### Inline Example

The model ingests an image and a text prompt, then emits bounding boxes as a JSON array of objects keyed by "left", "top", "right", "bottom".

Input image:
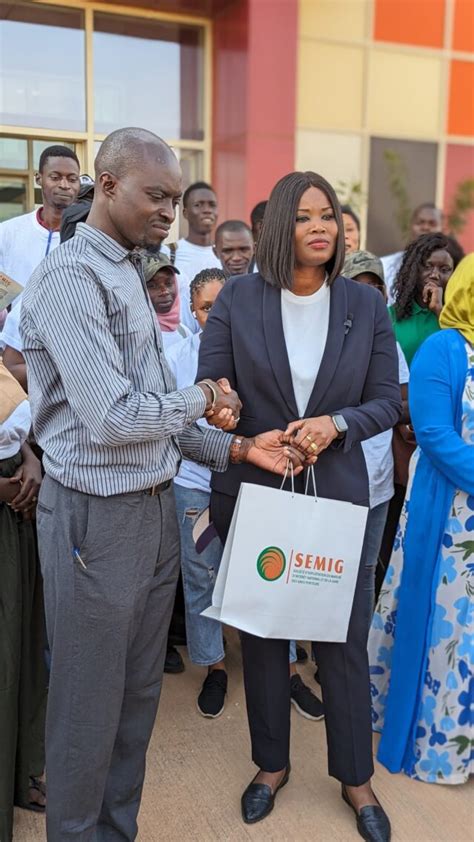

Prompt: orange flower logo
[{"left": 257, "top": 546, "right": 286, "bottom": 581}]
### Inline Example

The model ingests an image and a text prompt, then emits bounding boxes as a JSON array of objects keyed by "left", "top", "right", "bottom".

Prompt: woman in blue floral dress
[{"left": 368, "top": 254, "right": 474, "bottom": 784}]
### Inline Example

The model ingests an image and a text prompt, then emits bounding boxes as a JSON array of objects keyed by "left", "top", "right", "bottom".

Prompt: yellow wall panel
[
  {"left": 367, "top": 50, "right": 442, "bottom": 137},
  {"left": 297, "top": 41, "right": 364, "bottom": 130},
  {"left": 296, "top": 130, "right": 362, "bottom": 189},
  {"left": 299, "top": 0, "right": 367, "bottom": 42}
]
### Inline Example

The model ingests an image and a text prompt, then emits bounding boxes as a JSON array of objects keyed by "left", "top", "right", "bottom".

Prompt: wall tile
[
  {"left": 299, "top": 0, "right": 366, "bottom": 42},
  {"left": 367, "top": 50, "right": 442, "bottom": 137},
  {"left": 297, "top": 41, "right": 364, "bottom": 130},
  {"left": 374, "top": 0, "right": 445, "bottom": 48}
]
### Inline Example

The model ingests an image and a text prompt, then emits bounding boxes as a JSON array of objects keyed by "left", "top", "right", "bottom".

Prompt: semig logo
[{"left": 256, "top": 547, "right": 286, "bottom": 582}]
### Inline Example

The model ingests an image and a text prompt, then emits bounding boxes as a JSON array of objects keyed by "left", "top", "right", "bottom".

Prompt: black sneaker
[
  {"left": 296, "top": 644, "right": 308, "bottom": 663},
  {"left": 197, "top": 669, "right": 227, "bottom": 718},
  {"left": 164, "top": 645, "right": 185, "bottom": 674},
  {"left": 290, "top": 674, "right": 324, "bottom": 721}
]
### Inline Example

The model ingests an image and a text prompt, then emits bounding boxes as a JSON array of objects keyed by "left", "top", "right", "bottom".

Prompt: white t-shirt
[
  {"left": 161, "top": 324, "right": 191, "bottom": 354},
  {"left": 0, "top": 398, "right": 31, "bottom": 459},
  {"left": 361, "top": 343, "right": 409, "bottom": 509},
  {"left": 0, "top": 210, "right": 60, "bottom": 290},
  {"left": 0, "top": 298, "right": 22, "bottom": 351},
  {"left": 166, "top": 332, "right": 213, "bottom": 494},
  {"left": 381, "top": 250, "right": 404, "bottom": 305},
  {"left": 281, "top": 282, "right": 330, "bottom": 417}
]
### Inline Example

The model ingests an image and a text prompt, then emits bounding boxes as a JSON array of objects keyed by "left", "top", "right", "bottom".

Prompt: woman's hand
[
  {"left": 422, "top": 281, "right": 444, "bottom": 317},
  {"left": 9, "top": 443, "right": 42, "bottom": 515},
  {"left": 284, "top": 415, "right": 339, "bottom": 458},
  {"left": 236, "top": 430, "right": 316, "bottom": 476}
]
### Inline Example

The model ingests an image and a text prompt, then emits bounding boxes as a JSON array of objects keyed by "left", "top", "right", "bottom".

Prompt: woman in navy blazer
[{"left": 197, "top": 172, "right": 400, "bottom": 841}]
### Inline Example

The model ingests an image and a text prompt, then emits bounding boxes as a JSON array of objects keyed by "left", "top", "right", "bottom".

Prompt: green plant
[
  {"left": 383, "top": 149, "right": 412, "bottom": 240},
  {"left": 446, "top": 178, "right": 474, "bottom": 235},
  {"left": 335, "top": 179, "right": 365, "bottom": 213}
]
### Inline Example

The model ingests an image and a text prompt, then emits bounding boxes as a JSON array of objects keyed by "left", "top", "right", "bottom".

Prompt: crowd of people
[{"left": 0, "top": 131, "right": 472, "bottom": 842}]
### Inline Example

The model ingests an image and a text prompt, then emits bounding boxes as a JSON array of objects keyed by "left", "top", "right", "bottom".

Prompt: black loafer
[
  {"left": 241, "top": 764, "right": 291, "bottom": 824},
  {"left": 342, "top": 785, "right": 391, "bottom": 842}
]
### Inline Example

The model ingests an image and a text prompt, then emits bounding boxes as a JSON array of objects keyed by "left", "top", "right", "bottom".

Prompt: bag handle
[
  {"left": 304, "top": 464, "right": 318, "bottom": 502},
  {"left": 280, "top": 459, "right": 295, "bottom": 496}
]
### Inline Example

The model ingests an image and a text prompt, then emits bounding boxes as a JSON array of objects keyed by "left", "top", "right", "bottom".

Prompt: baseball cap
[
  {"left": 343, "top": 250, "right": 385, "bottom": 286},
  {"left": 143, "top": 255, "right": 180, "bottom": 283}
]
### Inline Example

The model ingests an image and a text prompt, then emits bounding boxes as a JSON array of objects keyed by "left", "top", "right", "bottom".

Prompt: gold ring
[
  {"left": 310, "top": 442, "right": 319, "bottom": 452},
  {"left": 305, "top": 434, "right": 313, "bottom": 442},
  {"left": 32, "top": 496, "right": 38, "bottom": 502}
]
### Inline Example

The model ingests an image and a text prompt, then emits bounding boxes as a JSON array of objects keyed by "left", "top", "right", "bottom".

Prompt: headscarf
[
  {"left": 144, "top": 256, "right": 181, "bottom": 333},
  {"left": 439, "top": 252, "right": 474, "bottom": 343}
]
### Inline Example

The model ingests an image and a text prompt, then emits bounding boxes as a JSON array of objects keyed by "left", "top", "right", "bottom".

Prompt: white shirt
[
  {"left": 166, "top": 332, "right": 213, "bottom": 494},
  {"left": 0, "top": 399, "right": 31, "bottom": 458},
  {"left": 361, "top": 343, "right": 409, "bottom": 509},
  {"left": 281, "top": 282, "right": 330, "bottom": 417},
  {"left": 381, "top": 251, "right": 404, "bottom": 305},
  {"left": 161, "top": 324, "right": 191, "bottom": 354},
  {"left": 0, "top": 210, "right": 60, "bottom": 290},
  {"left": 0, "top": 298, "right": 22, "bottom": 351},
  {"left": 174, "top": 238, "right": 222, "bottom": 281}
]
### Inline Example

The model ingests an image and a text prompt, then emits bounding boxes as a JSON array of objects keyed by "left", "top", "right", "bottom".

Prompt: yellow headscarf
[{"left": 439, "top": 253, "right": 474, "bottom": 344}]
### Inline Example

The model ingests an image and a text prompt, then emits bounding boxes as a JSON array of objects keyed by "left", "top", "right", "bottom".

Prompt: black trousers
[{"left": 211, "top": 490, "right": 375, "bottom": 786}]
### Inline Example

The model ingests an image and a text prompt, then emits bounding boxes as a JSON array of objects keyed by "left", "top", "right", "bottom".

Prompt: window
[
  {"left": 93, "top": 14, "right": 204, "bottom": 140},
  {"left": 0, "top": 2, "right": 86, "bottom": 131}
]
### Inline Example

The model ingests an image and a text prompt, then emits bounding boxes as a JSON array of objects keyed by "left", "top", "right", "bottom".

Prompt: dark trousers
[
  {"left": 36, "top": 477, "right": 180, "bottom": 842},
  {"left": 211, "top": 490, "right": 375, "bottom": 786},
  {"left": 0, "top": 454, "right": 47, "bottom": 842}
]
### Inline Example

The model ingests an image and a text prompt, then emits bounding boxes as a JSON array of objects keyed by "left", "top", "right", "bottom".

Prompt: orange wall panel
[
  {"left": 452, "top": 0, "right": 474, "bottom": 53},
  {"left": 374, "top": 0, "right": 445, "bottom": 48},
  {"left": 448, "top": 60, "right": 474, "bottom": 136}
]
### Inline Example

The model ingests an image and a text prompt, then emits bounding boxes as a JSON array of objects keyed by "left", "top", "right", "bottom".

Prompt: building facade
[{"left": 1, "top": 0, "right": 473, "bottom": 252}]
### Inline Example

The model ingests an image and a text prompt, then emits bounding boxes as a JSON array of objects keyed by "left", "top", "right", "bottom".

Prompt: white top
[
  {"left": 161, "top": 324, "right": 191, "bottom": 354},
  {"left": 166, "top": 332, "right": 213, "bottom": 494},
  {"left": 0, "top": 399, "right": 31, "bottom": 458},
  {"left": 0, "top": 210, "right": 60, "bottom": 290},
  {"left": 361, "top": 343, "right": 410, "bottom": 509},
  {"left": 174, "top": 238, "right": 222, "bottom": 280},
  {"left": 0, "top": 297, "right": 22, "bottom": 351},
  {"left": 381, "top": 250, "right": 404, "bottom": 305},
  {"left": 281, "top": 282, "right": 330, "bottom": 417}
]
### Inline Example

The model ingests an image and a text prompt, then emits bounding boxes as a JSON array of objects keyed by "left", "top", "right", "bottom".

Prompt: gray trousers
[{"left": 36, "top": 476, "right": 180, "bottom": 842}]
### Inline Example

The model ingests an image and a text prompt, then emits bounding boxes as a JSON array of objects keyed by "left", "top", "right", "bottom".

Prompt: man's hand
[
  {"left": 9, "top": 443, "right": 42, "bottom": 515},
  {"left": 197, "top": 378, "right": 242, "bottom": 431},
  {"left": 232, "top": 430, "right": 316, "bottom": 476},
  {"left": 284, "top": 416, "right": 339, "bottom": 458}
]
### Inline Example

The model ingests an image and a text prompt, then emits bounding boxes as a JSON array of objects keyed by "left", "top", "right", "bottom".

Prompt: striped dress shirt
[{"left": 20, "top": 223, "right": 231, "bottom": 497}]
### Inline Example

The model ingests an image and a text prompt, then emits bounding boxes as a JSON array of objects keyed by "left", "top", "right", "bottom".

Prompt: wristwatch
[{"left": 331, "top": 414, "right": 348, "bottom": 438}]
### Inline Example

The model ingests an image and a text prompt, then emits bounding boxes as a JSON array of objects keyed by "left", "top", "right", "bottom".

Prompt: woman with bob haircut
[{"left": 197, "top": 171, "right": 401, "bottom": 841}]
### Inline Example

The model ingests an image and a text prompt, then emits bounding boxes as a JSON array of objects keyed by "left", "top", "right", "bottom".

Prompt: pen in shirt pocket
[{"left": 73, "top": 546, "right": 87, "bottom": 569}]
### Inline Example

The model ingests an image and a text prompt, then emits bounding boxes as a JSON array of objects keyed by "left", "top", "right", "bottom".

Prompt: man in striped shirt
[{"left": 20, "top": 128, "right": 301, "bottom": 842}]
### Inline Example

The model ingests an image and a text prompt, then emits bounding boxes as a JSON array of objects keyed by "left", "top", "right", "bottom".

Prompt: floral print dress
[{"left": 369, "top": 340, "right": 474, "bottom": 784}]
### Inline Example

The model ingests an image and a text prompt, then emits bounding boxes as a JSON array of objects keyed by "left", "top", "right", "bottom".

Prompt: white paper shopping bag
[{"left": 202, "top": 477, "right": 368, "bottom": 642}]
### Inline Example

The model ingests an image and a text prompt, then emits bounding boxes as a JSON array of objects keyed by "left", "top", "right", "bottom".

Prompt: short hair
[
  {"left": 256, "top": 171, "right": 345, "bottom": 289},
  {"left": 393, "top": 232, "right": 463, "bottom": 320},
  {"left": 411, "top": 202, "right": 442, "bottom": 221},
  {"left": 182, "top": 181, "right": 215, "bottom": 209},
  {"left": 340, "top": 204, "right": 360, "bottom": 231},
  {"left": 250, "top": 201, "right": 267, "bottom": 227},
  {"left": 215, "top": 220, "right": 252, "bottom": 244},
  {"left": 94, "top": 127, "right": 173, "bottom": 179},
  {"left": 189, "top": 267, "right": 226, "bottom": 305},
  {"left": 38, "top": 145, "right": 80, "bottom": 173}
]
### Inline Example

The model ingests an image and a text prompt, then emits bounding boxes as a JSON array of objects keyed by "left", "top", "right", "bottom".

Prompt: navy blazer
[{"left": 197, "top": 273, "right": 401, "bottom": 506}]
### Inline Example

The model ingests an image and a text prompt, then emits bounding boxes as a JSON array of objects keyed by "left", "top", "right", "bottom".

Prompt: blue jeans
[{"left": 174, "top": 484, "right": 225, "bottom": 666}]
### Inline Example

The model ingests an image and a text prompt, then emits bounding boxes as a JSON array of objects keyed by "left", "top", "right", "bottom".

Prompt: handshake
[{"left": 197, "top": 379, "right": 341, "bottom": 477}]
